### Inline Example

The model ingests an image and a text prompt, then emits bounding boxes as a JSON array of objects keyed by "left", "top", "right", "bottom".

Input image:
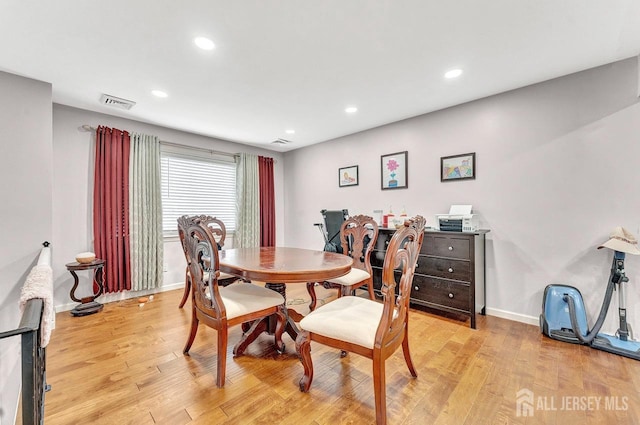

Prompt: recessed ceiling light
[
  {"left": 285, "top": 129, "right": 295, "bottom": 134},
  {"left": 194, "top": 37, "right": 215, "bottom": 50},
  {"left": 444, "top": 69, "right": 463, "bottom": 79},
  {"left": 151, "top": 90, "right": 168, "bottom": 98},
  {"left": 345, "top": 106, "right": 358, "bottom": 113}
]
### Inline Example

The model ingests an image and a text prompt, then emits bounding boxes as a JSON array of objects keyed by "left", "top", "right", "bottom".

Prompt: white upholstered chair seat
[
  {"left": 325, "top": 267, "right": 370, "bottom": 286},
  {"left": 300, "top": 296, "right": 395, "bottom": 349},
  {"left": 216, "top": 282, "right": 284, "bottom": 320}
]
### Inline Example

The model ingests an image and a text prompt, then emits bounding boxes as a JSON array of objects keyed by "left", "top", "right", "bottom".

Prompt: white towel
[{"left": 19, "top": 265, "right": 54, "bottom": 347}]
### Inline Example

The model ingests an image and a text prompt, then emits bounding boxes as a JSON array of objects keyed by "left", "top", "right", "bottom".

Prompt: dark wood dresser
[{"left": 371, "top": 228, "right": 489, "bottom": 329}]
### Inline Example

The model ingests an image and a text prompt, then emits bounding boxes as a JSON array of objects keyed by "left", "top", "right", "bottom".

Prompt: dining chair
[
  {"left": 307, "top": 214, "right": 379, "bottom": 311},
  {"left": 179, "top": 215, "right": 286, "bottom": 388},
  {"left": 295, "top": 215, "right": 426, "bottom": 425},
  {"left": 178, "top": 215, "right": 240, "bottom": 308}
]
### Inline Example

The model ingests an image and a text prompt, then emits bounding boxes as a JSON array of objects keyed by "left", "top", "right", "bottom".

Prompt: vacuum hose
[{"left": 563, "top": 256, "right": 621, "bottom": 344}]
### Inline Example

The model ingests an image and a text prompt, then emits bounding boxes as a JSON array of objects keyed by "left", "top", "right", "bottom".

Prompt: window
[{"left": 160, "top": 147, "right": 237, "bottom": 237}]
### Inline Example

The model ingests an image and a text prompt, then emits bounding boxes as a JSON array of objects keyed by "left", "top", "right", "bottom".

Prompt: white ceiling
[{"left": 1, "top": 1, "right": 640, "bottom": 152}]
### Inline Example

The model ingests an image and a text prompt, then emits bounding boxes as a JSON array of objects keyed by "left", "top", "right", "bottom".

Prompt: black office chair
[
  {"left": 309, "top": 209, "right": 351, "bottom": 311},
  {"left": 314, "top": 209, "right": 349, "bottom": 253}
]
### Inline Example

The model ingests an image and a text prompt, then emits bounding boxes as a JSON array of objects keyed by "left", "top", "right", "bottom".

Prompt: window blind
[{"left": 160, "top": 151, "right": 237, "bottom": 236}]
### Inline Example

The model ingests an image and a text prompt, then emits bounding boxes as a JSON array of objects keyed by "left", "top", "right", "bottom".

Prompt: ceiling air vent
[
  {"left": 99, "top": 94, "right": 136, "bottom": 110},
  {"left": 271, "top": 138, "right": 292, "bottom": 145}
]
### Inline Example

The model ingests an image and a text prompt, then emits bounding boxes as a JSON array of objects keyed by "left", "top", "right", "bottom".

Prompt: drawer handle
[
  {"left": 448, "top": 267, "right": 454, "bottom": 273},
  {"left": 414, "top": 286, "right": 419, "bottom": 291},
  {"left": 448, "top": 246, "right": 453, "bottom": 251},
  {"left": 448, "top": 293, "right": 454, "bottom": 299}
]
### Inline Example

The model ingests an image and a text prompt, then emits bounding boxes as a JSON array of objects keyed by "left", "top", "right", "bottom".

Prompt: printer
[{"left": 436, "top": 205, "right": 479, "bottom": 232}]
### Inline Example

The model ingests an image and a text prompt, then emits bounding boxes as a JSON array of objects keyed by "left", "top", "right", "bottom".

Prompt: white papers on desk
[{"left": 449, "top": 205, "right": 472, "bottom": 215}]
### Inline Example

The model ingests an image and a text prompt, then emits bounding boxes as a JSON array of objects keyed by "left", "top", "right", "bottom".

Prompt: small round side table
[{"left": 65, "top": 259, "right": 106, "bottom": 317}]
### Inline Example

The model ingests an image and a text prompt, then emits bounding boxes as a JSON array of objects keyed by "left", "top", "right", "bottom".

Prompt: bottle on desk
[
  {"left": 386, "top": 206, "right": 395, "bottom": 228},
  {"left": 399, "top": 206, "right": 408, "bottom": 225}
]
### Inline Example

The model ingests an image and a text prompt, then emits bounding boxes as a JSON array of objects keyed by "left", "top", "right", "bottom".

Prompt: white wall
[
  {"left": 0, "top": 71, "right": 52, "bottom": 425},
  {"left": 52, "top": 105, "right": 285, "bottom": 309},
  {"left": 283, "top": 57, "right": 640, "bottom": 334},
  {"left": 3, "top": 57, "right": 639, "bottom": 423}
]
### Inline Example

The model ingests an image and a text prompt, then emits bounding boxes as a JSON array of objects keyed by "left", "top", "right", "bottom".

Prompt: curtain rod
[
  {"left": 160, "top": 140, "right": 239, "bottom": 159},
  {"left": 80, "top": 124, "right": 239, "bottom": 159}
]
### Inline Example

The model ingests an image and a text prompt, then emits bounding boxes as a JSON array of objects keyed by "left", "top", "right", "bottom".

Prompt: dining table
[{"left": 218, "top": 246, "right": 353, "bottom": 348}]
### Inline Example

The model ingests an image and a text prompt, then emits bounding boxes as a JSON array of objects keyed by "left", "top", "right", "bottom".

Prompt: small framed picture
[
  {"left": 381, "top": 151, "right": 408, "bottom": 190},
  {"left": 441, "top": 152, "right": 476, "bottom": 182},
  {"left": 338, "top": 165, "right": 359, "bottom": 187}
]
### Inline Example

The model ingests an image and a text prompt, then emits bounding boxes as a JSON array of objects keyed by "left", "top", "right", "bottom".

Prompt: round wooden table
[{"left": 219, "top": 247, "right": 352, "bottom": 343}]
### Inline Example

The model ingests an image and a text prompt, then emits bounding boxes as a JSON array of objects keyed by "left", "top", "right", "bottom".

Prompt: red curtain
[
  {"left": 258, "top": 156, "right": 275, "bottom": 247},
  {"left": 93, "top": 126, "right": 132, "bottom": 293}
]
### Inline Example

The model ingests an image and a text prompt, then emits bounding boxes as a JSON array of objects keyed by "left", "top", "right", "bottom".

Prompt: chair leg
[
  {"left": 273, "top": 308, "right": 286, "bottom": 353},
  {"left": 216, "top": 325, "right": 228, "bottom": 388},
  {"left": 295, "top": 331, "right": 314, "bottom": 392},
  {"left": 183, "top": 307, "right": 199, "bottom": 354},
  {"left": 401, "top": 328, "right": 418, "bottom": 378},
  {"left": 178, "top": 268, "right": 191, "bottom": 308},
  {"left": 306, "top": 282, "right": 318, "bottom": 311},
  {"left": 372, "top": 354, "right": 387, "bottom": 425}
]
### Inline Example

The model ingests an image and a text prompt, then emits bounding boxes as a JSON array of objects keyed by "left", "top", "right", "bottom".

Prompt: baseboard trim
[
  {"left": 55, "top": 282, "right": 184, "bottom": 313},
  {"left": 486, "top": 307, "right": 539, "bottom": 326},
  {"left": 53, "top": 284, "right": 542, "bottom": 328}
]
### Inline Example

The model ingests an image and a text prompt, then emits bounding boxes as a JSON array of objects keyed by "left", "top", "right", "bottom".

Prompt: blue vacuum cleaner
[{"left": 540, "top": 226, "right": 640, "bottom": 360}]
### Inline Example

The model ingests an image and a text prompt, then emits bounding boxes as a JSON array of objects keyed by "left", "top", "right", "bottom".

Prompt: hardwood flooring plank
[
  {"left": 43, "top": 288, "right": 640, "bottom": 425},
  {"left": 188, "top": 407, "right": 229, "bottom": 424},
  {"left": 432, "top": 354, "right": 491, "bottom": 425}
]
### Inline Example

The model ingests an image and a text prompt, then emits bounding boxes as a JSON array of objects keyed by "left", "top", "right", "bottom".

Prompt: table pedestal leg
[
  {"left": 234, "top": 282, "right": 303, "bottom": 351},
  {"left": 264, "top": 282, "right": 300, "bottom": 341},
  {"left": 69, "top": 267, "right": 105, "bottom": 317},
  {"left": 234, "top": 316, "right": 269, "bottom": 356},
  {"left": 71, "top": 301, "right": 104, "bottom": 317}
]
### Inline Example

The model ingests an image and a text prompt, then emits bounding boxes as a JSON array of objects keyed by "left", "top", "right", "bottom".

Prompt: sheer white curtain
[
  {"left": 236, "top": 153, "right": 260, "bottom": 247},
  {"left": 129, "top": 133, "right": 163, "bottom": 290}
]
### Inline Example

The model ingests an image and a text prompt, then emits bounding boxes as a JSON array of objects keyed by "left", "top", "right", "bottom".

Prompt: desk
[
  {"left": 219, "top": 247, "right": 352, "bottom": 343},
  {"left": 65, "top": 259, "right": 105, "bottom": 317}
]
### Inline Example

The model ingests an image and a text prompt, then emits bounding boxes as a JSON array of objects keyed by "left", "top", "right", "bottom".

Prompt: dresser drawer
[
  {"left": 411, "top": 275, "right": 470, "bottom": 312},
  {"left": 423, "top": 234, "right": 471, "bottom": 259},
  {"left": 420, "top": 257, "right": 471, "bottom": 282},
  {"left": 371, "top": 229, "right": 487, "bottom": 329}
]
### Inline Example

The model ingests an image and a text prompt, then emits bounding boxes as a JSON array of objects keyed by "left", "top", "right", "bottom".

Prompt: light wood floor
[{"left": 44, "top": 288, "right": 640, "bottom": 424}]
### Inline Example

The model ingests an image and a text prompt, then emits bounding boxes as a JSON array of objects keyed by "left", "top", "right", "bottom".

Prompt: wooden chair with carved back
[
  {"left": 178, "top": 215, "right": 240, "bottom": 308},
  {"left": 179, "top": 215, "right": 286, "bottom": 388},
  {"left": 295, "top": 215, "right": 426, "bottom": 425},
  {"left": 307, "top": 214, "right": 379, "bottom": 312}
]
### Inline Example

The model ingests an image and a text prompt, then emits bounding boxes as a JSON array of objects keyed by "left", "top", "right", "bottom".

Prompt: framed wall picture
[
  {"left": 381, "top": 151, "right": 408, "bottom": 190},
  {"left": 338, "top": 165, "right": 359, "bottom": 187},
  {"left": 441, "top": 152, "right": 476, "bottom": 182}
]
